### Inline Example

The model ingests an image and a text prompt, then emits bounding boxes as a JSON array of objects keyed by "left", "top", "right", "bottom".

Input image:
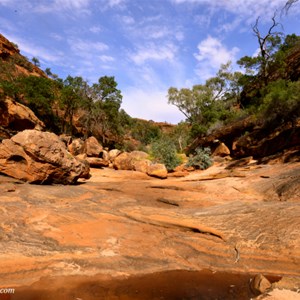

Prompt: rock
[
  {"left": 134, "top": 159, "right": 151, "bottom": 173},
  {"left": 250, "top": 274, "right": 272, "bottom": 295},
  {"left": 108, "top": 149, "right": 121, "bottom": 162},
  {"left": 83, "top": 136, "right": 103, "bottom": 157},
  {"left": 186, "top": 116, "right": 256, "bottom": 155},
  {"left": 86, "top": 157, "right": 109, "bottom": 168},
  {"left": 0, "top": 130, "right": 90, "bottom": 184},
  {"left": 59, "top": 134, "right": 72, "bottom": 147},
  {"left": 113, "top": 151, "right": 149, "bottom": 171},
  {"left": 102, "top": 150, "right": 109, "bottom": 161},
  {"left": 147, "top": 163, "right": 168, "bottom": 179},
  {"left": 0, "top": 97, "right": 45, "bottom": 132},
  {"left": 68, "top": 138, "right": 84, "bottom": 156},
  {"left": 212, "top": 142, "right": 230, "bottom": 157},
  {"left": 256, "top": 288, "right": 300, "bottom": 300},
  {"left": 225, "top": 156, "right": 254, "bottom": 169},
  {"left": 168, "top": 171, "right": 189, "bottom": 177},
  {"left": 234, "top": 121, "right": 300, "bottom": 159},
  {"left": 0, "top": 161, "right": 300, "bottom": 291},
  {"left": 113, "top": 152, "right": 132, "bottom": 170}
]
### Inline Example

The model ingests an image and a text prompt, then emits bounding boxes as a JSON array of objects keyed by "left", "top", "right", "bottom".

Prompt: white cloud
[
  {"left": 122, "top": 15, "right": 135, "bottom": 25},
  {"left": 98, "top": 55, "right": 115, "bottom": 62},
  {"left": 129, "top": 42, "right": 177, "bottom": 65},
  {"left": 89, "top": 26, "right": 102, "bottom": 33},
  {"left": 107, "top": 0, "right": 126, "bottom": 7},
  {"left": 54, "top": 0, "right": 90, "bottom": 9},
  {"left": 173, "top": 0, "right": 294, "bottom": 22},
  {"left": 122, "top": 87, "right": 185, "bottom": 123},
  {"left": 50, "top": 33, "right": 64, "bottom": 41},
  {"left": 172, "top": 0, "right": 300, "bottom": 35},
  {"left": 68, "top": 38, "right": 109, "bottom": 55},
  {"left": 194, "top": 36, "right": 239, "bottom": 80},
  {"left": 28, "top": 0, "right": 91, "bottom": 15}
]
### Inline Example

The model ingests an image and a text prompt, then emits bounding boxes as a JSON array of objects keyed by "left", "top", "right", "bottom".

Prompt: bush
[
  {"left": 186, "top": 147, "right": 213, "bottom": 170},
  {"left": 150, "top": 138, "right": 181, "bottom": 171},
  {"left": 259, "top": 79, "right": 300, "bottom": 128}
]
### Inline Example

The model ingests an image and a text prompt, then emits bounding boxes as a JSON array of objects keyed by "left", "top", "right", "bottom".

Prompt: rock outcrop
[
  {"left": 0, "top": 130, "right": 90, "bottom": 184},
  {"left": 0, "top": 33, "right": 47, "bottom": 78},
  {"left": 0, "top": 97, "right": 45, "bottom": 138},
  {"left": 188, "top": 117, "right": 300, "bottom": 161}
]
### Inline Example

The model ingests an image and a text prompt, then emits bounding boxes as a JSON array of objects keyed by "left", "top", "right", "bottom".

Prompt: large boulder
[
  {"left": 83, "top": 136, "right": 103, "bottom": 157},
  {"left": 0, "top": 97, "right": 45, "bottom": 133},
  {"left": 108, "top": 149, "right": 121, "bottom": 162},
  {"left": 113, "top": 151, "right": 149, "bottom": 171},
  {"left": 0, "top": 130, "right": 90, "bottom": 184},
  {"left": 68, "top": 138, "right": 84, "bottom": 156},
  {"left": 212, "top": 142, "right": 230, "bottom": 157},
  {"left": 86, "top": 157, "right": 109, "bottom": 168},
  {"left": 146, "top": 163, "right": 168, "bottom": 179}
]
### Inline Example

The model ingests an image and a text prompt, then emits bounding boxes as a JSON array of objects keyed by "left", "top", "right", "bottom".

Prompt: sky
[{"left": 0, "top": 0, "right": 300, "bottom": 124}]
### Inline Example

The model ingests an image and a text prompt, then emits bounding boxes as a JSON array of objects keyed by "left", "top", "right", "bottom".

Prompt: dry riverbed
[{"left": 0, "top": 161, "right": 299, "bottom": 299}]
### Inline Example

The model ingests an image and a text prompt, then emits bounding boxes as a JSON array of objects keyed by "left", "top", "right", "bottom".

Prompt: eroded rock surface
[
  {"left": 0, "top": 129, "right": 90, "bottom": 184},
  {"left": 0, "top": 97, "right": 45, "bottom": 137},
  {"left": 0, "top": 161, "right": 299, "bottom": 297}
]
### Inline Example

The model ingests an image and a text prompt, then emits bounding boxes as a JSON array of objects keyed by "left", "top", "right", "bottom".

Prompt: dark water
[{"left": 4, "top": 270, "right": 281, "bottom": 300}]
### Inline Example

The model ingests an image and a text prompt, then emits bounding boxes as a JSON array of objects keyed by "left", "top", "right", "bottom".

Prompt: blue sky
[{"left": 1, "top": 0, "right": 300, "bottom": 123}]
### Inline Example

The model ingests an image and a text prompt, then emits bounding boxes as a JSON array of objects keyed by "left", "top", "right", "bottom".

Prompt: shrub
[
  {"left": 259, "top": 79, "right": 300, "bottom": 128},
  {"left": 150, "top": 138, "right": 181, "bottom": 171},
  {"left": 186, "top": 147, "right": 213, "bottom": 170}
]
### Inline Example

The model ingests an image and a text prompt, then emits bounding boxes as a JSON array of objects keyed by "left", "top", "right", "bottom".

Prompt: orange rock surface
[{"left": 0, "top": 161, "right": 299, "bottom": 298}]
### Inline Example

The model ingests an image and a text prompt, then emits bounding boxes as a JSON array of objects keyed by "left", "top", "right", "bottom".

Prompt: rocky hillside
[{"left": 0, "top": 34, "right": 46, "bottom": 79}]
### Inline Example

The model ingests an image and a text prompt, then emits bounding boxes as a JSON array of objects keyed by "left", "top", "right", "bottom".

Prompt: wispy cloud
[
  {"left": 107, "top": 0, "right": 126, "bottom": 8},
  {"left": 172, "top": 0, "right": 298, "bottom": 30},
  {"left": 98, "top": 55, "right": 115, "bottom": 62},
  {"left": 33, "top": 0, "right": 91, "bottom": 14},
  {"left": 194, "top": 36, "right": 239, "bottom": 80},
  {"left": 89, "top": 26, "right": 102, "bottom": 33},
  {"left": 121, "top": 15, "right": 135, "bottom": 25},
  {"left": 68, "top": 38, "right": 109, "bottom": 56},
  {"left": 129, "top": 42, "right": 177, "bottom": 65}
]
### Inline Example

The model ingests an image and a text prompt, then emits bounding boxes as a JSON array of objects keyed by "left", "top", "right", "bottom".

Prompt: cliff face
[
  {"left": 0, "top": 34, "right": 47, "bottom": 79},
  {"left": 0, "top": 34, "right": 19, "bottom": 57}
]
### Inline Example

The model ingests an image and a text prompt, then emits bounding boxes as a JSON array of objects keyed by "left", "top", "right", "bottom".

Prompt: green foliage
[
  {"left": 11, "top": 54, "right": 33, "bottom": 72},
  {"left": 150, "top": 137, "right": 181, "bottom": 171},
  {"left": 131, "top": 119, "right": 161, "bottom": 145},
  {"left": 186, "top": 147, "right": 213, "bottom": 170},
  {"left": 0, "top": 80, "right": 20, "bottom": 99},
  {"left": 31, "top": 57, "right": 40, "bottom": 67},
  {"left": 19, "top": 76, "right": 60, "bottom": 131},
  {"left": 165, "top": 121, "right": 190, "bottom": 152},
  {"left": 259, "top": 79, "right": 300, "bottom": 128},
  {"left": 168, "top": 62, "right": 243, "bottom": 138}
]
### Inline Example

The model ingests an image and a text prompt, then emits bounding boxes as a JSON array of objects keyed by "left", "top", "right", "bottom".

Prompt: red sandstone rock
[
  {"left": 147, "top": 163, "right": 168, "bottom": 179},
  {"left": 83, "top": 136, "right": 103, "bottom": 157},
  {"left": 0, "top": 129, "right": 90, "bottom": 184},
  {"left": 0, "top": 97, "right": 45, "bottom": 132}
]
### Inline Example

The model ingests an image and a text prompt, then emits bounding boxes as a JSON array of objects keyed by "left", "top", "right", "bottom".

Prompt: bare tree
[
  {"left": 252, "top": 14, "right": 283, "bottom": 83},
  {"left": 283, "top": 0, "right": 299, "bottom": 13}
]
